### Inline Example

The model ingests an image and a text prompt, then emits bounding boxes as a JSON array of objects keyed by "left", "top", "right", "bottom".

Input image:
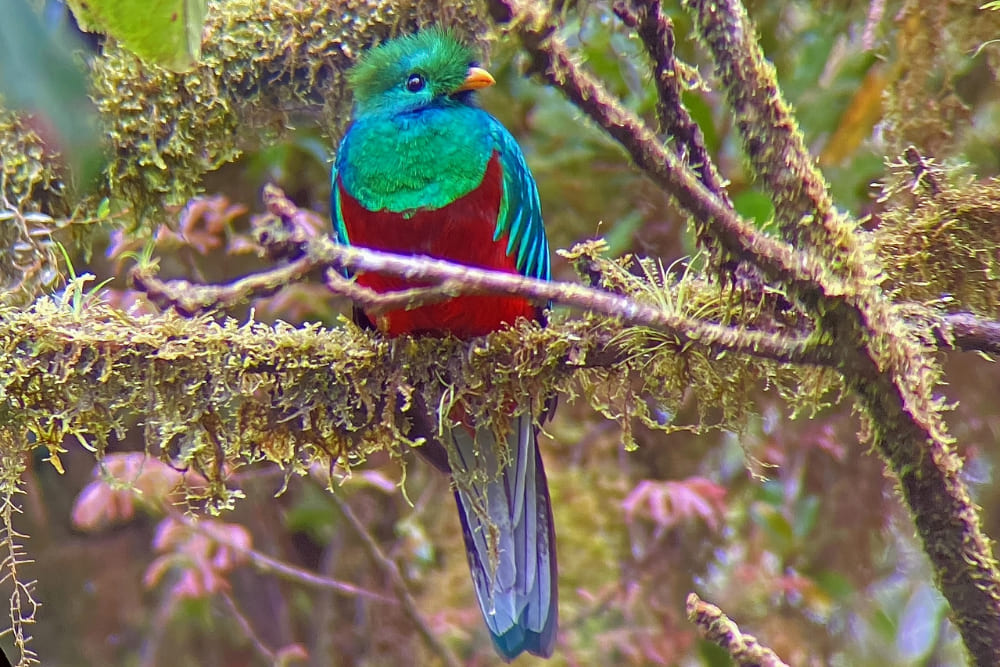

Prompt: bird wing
[
  {"left": 330, "top": 132, "right": 352, "bottom": 247},
  {"left": 488, "top": 116, "right": 551, "bottom": 282}
]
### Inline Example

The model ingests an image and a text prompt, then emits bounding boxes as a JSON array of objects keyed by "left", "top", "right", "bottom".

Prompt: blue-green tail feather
[{"left": 449, "top": 411, "right": 558, "bottom": 661}]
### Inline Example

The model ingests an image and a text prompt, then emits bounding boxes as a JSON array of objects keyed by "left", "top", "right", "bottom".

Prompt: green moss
[
  {"left": 91, "top": 0, "right": 490, "bottom": 222},
  {"left": 0, "top": 252, "right": 840, "bottom": 508},
  {"left": 876, "top": 160, "right": 1000, "bottom": 316},
  {"left": 0, "top": 105, "right": 68, "bottom": 305}
]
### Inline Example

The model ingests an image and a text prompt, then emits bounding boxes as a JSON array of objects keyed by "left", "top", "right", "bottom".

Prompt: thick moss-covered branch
[
  {"left": 0, "top": 277, "right": 827, "bottom": 476},
  {"left": 487, "top": 1, "right": 1000, "bottom": 663},
  {"left": 681, "top": 0, "right": 858, "bottom": 266},
  {"left": 686, "top": 594, "right": 789, "bottom": 667}
]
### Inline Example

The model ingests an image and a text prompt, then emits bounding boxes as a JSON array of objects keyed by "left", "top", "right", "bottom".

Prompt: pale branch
[
  {"left": 324, "top": 270, "right": 469, "bottom": 318},
  {"left": 131, "top": 254, "right": 317, "bottom": 317},
  {"left": 319, "top": 239, "right": 831, "bottom": 367},
  {"left": 329, "top": 492, "right": 462, "bottom": 667},
  {"left": 685, "top": 593, "right": 789, "bottom": 667},
  {"left": 133, "top": 187, "right": 1000, "bottom": 366},
  {"left": 131, "top": 234, "right": 830, "bottom": 369}
]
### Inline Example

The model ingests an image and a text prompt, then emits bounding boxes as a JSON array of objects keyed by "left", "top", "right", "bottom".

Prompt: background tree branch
[{"left": 487, "top": 0, "right": 1000, "bottom": 663}]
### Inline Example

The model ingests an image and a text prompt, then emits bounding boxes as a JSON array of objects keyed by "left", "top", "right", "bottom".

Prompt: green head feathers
[{"left": 348, "top": 28, "right": 482, "bottom": 115}]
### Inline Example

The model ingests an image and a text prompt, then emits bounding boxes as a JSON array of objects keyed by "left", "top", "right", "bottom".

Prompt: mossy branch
[
  {"left": 681, "top": 0, "right": 847, "bottom": 259},
  {"left": 486, "top": 0, "right": 1000, "bottom": 663},
  {"left": 685, "top": 593, "right": 789, "bottom": 667},
  {"left": 611, "top": 0, "right": 730, "bottom": 207}
]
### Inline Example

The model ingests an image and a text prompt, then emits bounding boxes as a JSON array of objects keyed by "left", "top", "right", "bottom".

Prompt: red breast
[{"left": 337, "top": 153, "right": 537, "bottom": 338}]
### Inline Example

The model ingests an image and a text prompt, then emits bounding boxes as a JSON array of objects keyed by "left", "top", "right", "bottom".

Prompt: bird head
[{"left": 347, "top": 28, "right": 495, "bottom": 117}]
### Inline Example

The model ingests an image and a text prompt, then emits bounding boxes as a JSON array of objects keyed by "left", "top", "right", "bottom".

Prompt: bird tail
[{"left": 448, "top": 409, "right": 558, "bottom": 661}]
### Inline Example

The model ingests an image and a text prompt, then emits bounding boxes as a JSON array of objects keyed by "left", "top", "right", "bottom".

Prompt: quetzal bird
[{"left": 330, "top": 29, "right": 558, "bottom": 660}]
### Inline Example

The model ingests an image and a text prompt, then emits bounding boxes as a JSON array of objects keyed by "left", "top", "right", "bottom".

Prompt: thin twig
[
  {"left": 219, "top": 592, "right": 277, "bottom": 663},
  {"left": 325, "top": 270, "right": 468, "bottom": 317},
  {"left": 329, "top": 492, "right": 462, "bottom": 667},
  {"left": 612, "top": 0, "right": 731, "bottom": 205},
  {"left": 174, "top": 513, "right": 394, "bottom": 603},
  {"left": 685, "top": 593, "right": 789, "bottom": 667},
  {"left": 131, "top": 254, "right": 316, "bottom": 317}
]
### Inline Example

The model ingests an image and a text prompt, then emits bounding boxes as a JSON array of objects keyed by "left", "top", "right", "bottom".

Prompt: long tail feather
[{"left": 448, "top": 410, "right": 558, "bottom": 661}]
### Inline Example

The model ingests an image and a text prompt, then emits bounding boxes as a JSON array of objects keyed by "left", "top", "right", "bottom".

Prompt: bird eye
[{"left": 405, "top": 73, "right": 425, "bottom": 92}]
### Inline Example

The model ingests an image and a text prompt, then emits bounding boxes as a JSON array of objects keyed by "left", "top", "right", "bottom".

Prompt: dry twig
[{"left": 686, "top": 593, "right": 789, "bottom": 667}]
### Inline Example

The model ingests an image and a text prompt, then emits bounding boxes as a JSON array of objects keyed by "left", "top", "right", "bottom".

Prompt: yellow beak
[{"left": 455, "top": 66, "right": 496, "bottom": 92}]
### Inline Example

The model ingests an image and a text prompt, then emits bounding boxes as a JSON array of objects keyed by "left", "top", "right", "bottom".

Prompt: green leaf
[
  {"left": 96, "top": 197, "right": 111, "bottom": 219},
  {"left": 0, "top": 0, "right": 104, "bottom": 185},
  {"left": 750, "top": 501, "right": 794, "bottom": 554},
  {"left": 813, "top": 570, "right": 855, "bottom": 601},
  {"left": 792, "top": 494, "right": 820, "bottom": 539},
  {"left": 66, "top": 0, "right": 207, "bottom": 71},
  {"left": 733, "top": 189, "right": 777, "bottom": 232}
]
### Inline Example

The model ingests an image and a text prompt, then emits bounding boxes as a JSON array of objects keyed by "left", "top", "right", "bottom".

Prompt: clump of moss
[
  {"left": 0, "top": 105, "right": 69, "bottom": 305},
  {"left": 91, "top": 0, "right": 489, "bottom": 222},
  {"left": 883, "top": 3, "right": 1000, "bottom": 157},
  {"left": 0, "top": 106, "right": 69, "bottom": 216},
  {"left": 876, "top": 160, "right": 1000, "bottom": 316}
]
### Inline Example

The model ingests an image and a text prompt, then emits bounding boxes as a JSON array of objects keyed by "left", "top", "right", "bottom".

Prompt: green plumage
[{"left": 332, "top": 28, "right": 549, "bottom": 281}]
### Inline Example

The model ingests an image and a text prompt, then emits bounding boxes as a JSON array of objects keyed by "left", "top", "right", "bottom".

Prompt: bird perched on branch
[{"left": 331, "top": 28, "right": 557, "bottom": 660}]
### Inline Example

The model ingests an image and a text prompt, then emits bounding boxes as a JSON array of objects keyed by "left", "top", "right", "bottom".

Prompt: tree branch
[
  {"left": 943, "top": 312, "right": 1000, "bottom": 355},
  {"left": 685, "top": 593, "right": 789, "bottom": 667},
  {"left": 612, "top": 0, "right": 731, "bottom": 206},
  {"left": 176, "top": 513, "right": 397, "bottom": 603},
  {"left": 682, "top": 0, "right": 844, "bottom": 255},
  {"left": 130, "top": 186, "right": 832, "bottom": 368},
  {"left": 486, "top": 1, "right": 1000, "bottom": 663}
]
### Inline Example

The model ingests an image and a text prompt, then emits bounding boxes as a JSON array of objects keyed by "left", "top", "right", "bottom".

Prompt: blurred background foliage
[{"left": 1, "top": 0, "right": 998, "bottom": 665}]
